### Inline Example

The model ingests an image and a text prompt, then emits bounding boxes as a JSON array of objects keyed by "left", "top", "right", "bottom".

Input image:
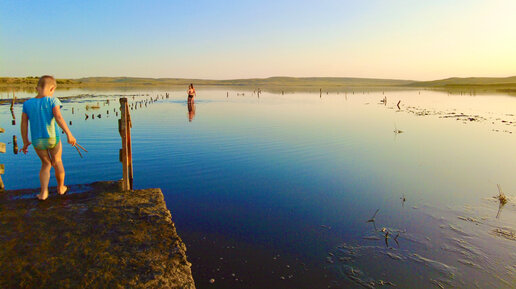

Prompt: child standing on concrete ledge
[{"left": 20, "top": 75, "right": 76, "bottom": 200}]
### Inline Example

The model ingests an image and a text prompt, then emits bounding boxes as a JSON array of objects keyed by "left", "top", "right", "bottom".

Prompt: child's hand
[
  {"left": 19, "top": 142, "right": 31, "bottom": 154},
  {"left": 67, "top": 135, "right": 77, "bottom": 146}
]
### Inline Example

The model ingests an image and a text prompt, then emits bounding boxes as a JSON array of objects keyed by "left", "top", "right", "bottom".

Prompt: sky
[{"left": 1, "top": 0, "right": 516, "bottom": 80}]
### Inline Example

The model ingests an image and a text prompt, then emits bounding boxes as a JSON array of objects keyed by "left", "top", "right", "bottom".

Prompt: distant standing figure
[
  {"left": 187, "top": 83, "right": 196, "bottom": 102},
  {"left": 20, "top": 75, "right": 77, "bottom": 200}
]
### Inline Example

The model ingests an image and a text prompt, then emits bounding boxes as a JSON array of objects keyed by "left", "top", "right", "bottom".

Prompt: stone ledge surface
[{"left": 0, "top": 181, "right": 195, "bottom": 289}]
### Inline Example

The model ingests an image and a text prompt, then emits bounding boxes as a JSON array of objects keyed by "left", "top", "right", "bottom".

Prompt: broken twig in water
[
  {"left": 394, "top": 233, "right": 400, "bottom": 247},
  {"left": 367, "top": 209, "right": 379, "bottom": 231},
  {"left": 394, "top": 124, "right": 403, "bottom": 134},
  {"left": 367, "top": 209, "right": 379, "bottom": 223}
]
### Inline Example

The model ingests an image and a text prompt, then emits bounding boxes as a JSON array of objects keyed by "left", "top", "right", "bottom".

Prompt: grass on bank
[{"left": 1, "top": 76, "right": 516, "bottom": 93}]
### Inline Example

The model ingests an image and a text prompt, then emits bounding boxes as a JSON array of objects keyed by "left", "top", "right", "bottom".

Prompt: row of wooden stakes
[
  {"left": 73, "top": 93, "right": 169, "bottom": 122},
  {"left": 0, "top": 127, "right": 5, "bottom": 190},
  {"left": 0, "top": 93, "right": 16, "bottom": 189}
]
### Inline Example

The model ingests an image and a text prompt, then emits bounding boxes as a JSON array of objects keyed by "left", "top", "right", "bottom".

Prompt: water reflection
[
  {"left": 12, "top": 135, "right": 18, "bottom": 155},
  {"left": 11, "top": 109, "right": 16, "bottom": 125},
  {"left": 187, "top": 100, "right": 196, "bottom": 122},
  {"left": 1, "top": 88, "right": 515, "bottom": 288}
]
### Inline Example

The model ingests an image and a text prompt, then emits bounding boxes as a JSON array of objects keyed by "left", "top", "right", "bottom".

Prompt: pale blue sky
[{"left": 1, "top": 0, "right": 515, "bottom": 80}]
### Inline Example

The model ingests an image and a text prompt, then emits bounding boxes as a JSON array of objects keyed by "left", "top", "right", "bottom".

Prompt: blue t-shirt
[{"left": 22, "top": 96, "right": 62, "bottom": 143}]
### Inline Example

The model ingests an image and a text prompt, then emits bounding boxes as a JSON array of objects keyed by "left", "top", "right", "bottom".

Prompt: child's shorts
[{"left": 33, "top": 138, "right": 60, "bottom": 150}]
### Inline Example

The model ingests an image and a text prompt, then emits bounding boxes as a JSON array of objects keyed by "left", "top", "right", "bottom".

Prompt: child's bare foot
[
  {"left": 58, "top": 185, "right": 68, "bottom": 195},
  {"left": 37, "top": 191, "right": 49, "bottom": 200}
]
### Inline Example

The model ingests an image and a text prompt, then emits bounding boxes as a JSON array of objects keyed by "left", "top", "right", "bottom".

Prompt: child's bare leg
[
  {"left": 34, "top": 148, "right": 52, "bottom": 200},
  {"left": 49, "top": 141, "right": 67, "bottom": 194}
]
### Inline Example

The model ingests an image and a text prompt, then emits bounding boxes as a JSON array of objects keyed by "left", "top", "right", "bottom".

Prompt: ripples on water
[{"left": 1, "top": 88, "right": 515, "bottom": 288}]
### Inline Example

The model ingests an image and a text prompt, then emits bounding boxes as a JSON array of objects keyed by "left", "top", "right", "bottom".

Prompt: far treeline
[{"left": 1, "top": 76, "right": 516, "bottom": 91}]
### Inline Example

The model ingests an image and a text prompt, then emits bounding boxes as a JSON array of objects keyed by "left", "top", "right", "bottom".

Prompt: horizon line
[{"left": 3, "top": 74, "right": 516, "bottom": 82}]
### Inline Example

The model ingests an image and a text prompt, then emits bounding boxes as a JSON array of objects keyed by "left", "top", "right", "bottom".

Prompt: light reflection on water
[{"left": 1, "top": 88, "right": 515, "bottom": 288}]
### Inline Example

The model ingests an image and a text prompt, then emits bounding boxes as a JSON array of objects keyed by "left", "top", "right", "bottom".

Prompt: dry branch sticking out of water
[
  {"left": 497, "top": 184, "right": 508, "bottom": 206},
  {"left": 390, "top": 101, "right": 515, "bottom": 134},
  {"left": 495, "top": 184, "right": 510, "bottom": 219}
]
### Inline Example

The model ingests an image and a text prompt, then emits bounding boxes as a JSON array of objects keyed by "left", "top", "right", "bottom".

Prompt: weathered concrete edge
[{"left": 0, "top": 181, "right": 196, "bottom": 289}]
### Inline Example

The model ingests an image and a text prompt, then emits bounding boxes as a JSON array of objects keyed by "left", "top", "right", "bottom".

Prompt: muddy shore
[{"left": 0, "top": 181, "right": 195, "bottom": 289}]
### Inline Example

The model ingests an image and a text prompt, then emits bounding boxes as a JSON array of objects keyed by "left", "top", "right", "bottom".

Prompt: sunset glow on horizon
[{"left": 1, "top": 0, "right": 515, "bottom": 80}]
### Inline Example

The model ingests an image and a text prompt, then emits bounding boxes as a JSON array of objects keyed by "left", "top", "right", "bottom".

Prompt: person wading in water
[
  {"left": 187, "top": 84, "right": 196, "bottom": 122},
  {"left": 187, "top": 83, "right": 196, "bottom": 102}
]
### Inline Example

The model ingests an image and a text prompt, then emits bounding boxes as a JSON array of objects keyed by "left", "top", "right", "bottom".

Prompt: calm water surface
[{"left": 1, "top": 88, "right": 515, "bottom": 288}]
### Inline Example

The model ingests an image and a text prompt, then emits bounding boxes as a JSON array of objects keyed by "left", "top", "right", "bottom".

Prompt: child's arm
[
  {"left": 53, "top": 106, "right": 76, "bottom": 146},
  {"left": 20, "top": 113, "right": 31, "bottom": 154}
]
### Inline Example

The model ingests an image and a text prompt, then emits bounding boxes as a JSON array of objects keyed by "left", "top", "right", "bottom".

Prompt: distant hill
[
  {"left": 2, "top": 76, "right": 516, "bottom": 91},
  {"left": 0, "top": 76, "right": 80, "bottom": 86},
  {"left": 78, "top": 76, "right": 414, "bottom": 87},
  {"left": 406, "top": 76, "right": 516, "bottom": 88}
]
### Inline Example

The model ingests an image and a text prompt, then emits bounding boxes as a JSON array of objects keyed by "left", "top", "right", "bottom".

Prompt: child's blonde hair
[{"left": 37, "top": 75, "right": 57, "bottom": 89}]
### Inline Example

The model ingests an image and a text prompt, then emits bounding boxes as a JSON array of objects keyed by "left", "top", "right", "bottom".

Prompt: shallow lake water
[{"left": 1, "top": 88, "right": 516, "bottom": 288}]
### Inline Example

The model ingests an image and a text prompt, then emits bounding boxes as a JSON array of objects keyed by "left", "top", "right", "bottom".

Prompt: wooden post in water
[
  {"left": 0, "top": 163, "right": 3, "bottom": 191},
  {"left": 10, "top": 90, "right": 16, "bottom": 111},
  {"left": 0, "top": 127, "right": 5, "bottom": 190},
  {"left": 10, "top": 91, "right": 16, "bottom": 125},
  {"left": 13, "top": 135, "right": 18, "bottom": 155},
  {"left": 118, "top": 98, "right": 133, "bottom": 191}
]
